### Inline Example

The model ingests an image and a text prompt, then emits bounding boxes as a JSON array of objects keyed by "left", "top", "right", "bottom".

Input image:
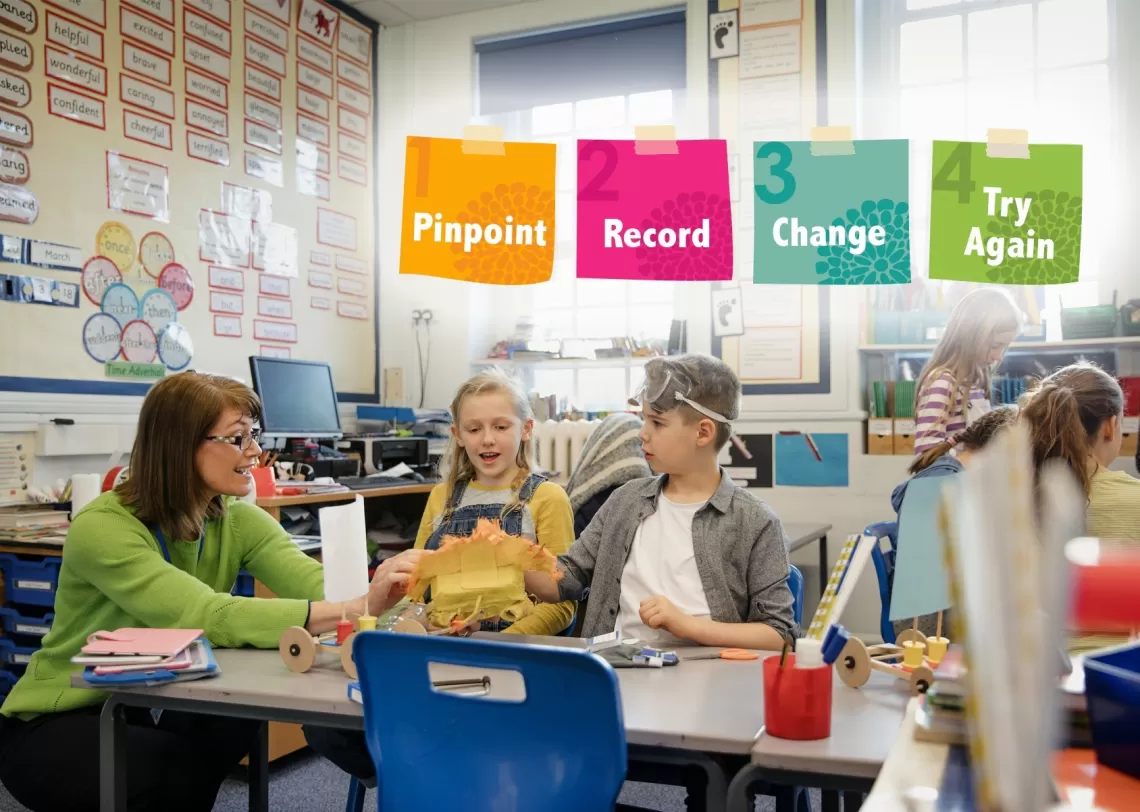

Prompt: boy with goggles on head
[{"left": 526, "top": 354, "right": 796, "bottom": 651}]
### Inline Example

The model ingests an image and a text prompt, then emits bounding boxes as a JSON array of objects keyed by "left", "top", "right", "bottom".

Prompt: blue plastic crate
[
  {"left": 0, "top": 554, "right": 59, "bottom": 607},
  {"left": 1084, "top": 641, "right": 1140, "bottom": 781},
  {"left": 232, "top": 570, "right": 255, "bottom": 598},
  {"left": 0, "top": 607, "right": 53, "bottom": 640},
  {"left": 0, "top": 670, "right": 18, "bottom": 698},
  {"left": 0, "top": 638, "right": 38, "bottom": 669}
]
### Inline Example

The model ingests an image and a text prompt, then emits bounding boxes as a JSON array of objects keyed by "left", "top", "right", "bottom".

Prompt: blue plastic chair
[
  {"left": 864, "top": 521, "right": 899, "bottom": 644},
  {"left": 352, "top": 632, "right": 627, "bottom": 812},
  {"left": 343, "top": 607, "right": 579, "bottom": 812},
  {"left": 788, "top": 564, "right": 804, "bottom": 628}
]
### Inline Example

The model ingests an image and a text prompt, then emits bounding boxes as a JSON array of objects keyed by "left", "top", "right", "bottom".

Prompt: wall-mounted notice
[
  {"left": 245, "top": 151, "right": 283, "bottom": 187},
  {"left": 298, "top": 0, "right": 338, "bottom": 48},
  {"left": 208, "top": 265, "right": 244, "bottom": 291},
  {"left": 308, "top": 270, "right": 332, "bottom": 288},
  {"left": 198, "top": 209, "right": 251, "bottom": 267},
  {"left": 337, "top": 301, "right": 366, "bottom": 320},
  {"left": 253, "top": 318, "right": 297, "bottom": 343},
  {"left": 213, "top": 314, "right": 241, "bottom": 337},
  {"left": 221, "top": 182, "right": 272, "bottom": 222},
  {"left": 252, "top": 221, "right": 298, "bottom": 277},
  {"left": 317, "top": 208, "right": 356, "bottom": 250},
  {"left": 107, "top": 152, "right": 170, "bottom": 222}
]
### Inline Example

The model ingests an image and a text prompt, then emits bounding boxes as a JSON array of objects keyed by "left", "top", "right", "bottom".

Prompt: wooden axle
[
  {"left": 280, "top": 626, "right": 359, "bottom": 680},
  {"left": 834, "top": 637, "right": 935, "bottom": 696}
]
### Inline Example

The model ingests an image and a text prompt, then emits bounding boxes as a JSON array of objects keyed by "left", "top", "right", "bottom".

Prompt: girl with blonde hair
[{"left": 913, "top": 287, "right": 1023, "bottom": 455}]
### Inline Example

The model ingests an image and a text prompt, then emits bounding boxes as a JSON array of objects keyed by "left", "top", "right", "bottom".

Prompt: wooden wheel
[
  {"left": 835, "top": 637, "right": 872, "bottom": 689},
  {"left": 910, "top": 665, "right": 935, "bottom": 695},
  {"left": 894, "top": 628, "right": 928, "bottom": 649},
  {"left": 340, "top": 632, "right": 358, "bottom": 680},
  {"left": 280, "top": 626, "right": 316, "bottom": 673},
  {"left": 390, "top": 618, "right": 427, "bottom": 635}
]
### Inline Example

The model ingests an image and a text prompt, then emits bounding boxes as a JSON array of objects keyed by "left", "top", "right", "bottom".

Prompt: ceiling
[{"left": 347, "top": 0, "right": 535, "bottom": 26}]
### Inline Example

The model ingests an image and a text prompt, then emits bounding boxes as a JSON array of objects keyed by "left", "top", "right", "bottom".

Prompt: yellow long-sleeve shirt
[
  {"left": 414, "top": 479, "right": 577, "bottom": 636},
  {"left": 1087, "top": 468, "right": 1140, "bottom": 541}
]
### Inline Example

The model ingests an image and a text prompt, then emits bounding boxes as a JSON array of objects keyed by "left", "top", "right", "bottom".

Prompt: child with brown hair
[
  {"left": 914, "top": 288, "right": 1023, "bottom": 456},
  {"left": 1020, "top": 362, "right": 1140, "bottom": 540}
]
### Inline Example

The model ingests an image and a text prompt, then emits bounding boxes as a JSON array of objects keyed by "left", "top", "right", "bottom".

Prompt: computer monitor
[{"left": 249, "top": 357, "right": 343, "bottom": 439}]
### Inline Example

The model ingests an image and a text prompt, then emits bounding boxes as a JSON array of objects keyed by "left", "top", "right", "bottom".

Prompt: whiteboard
[{"left": 0, "top": 0, "right": 378, "bottom": 399}]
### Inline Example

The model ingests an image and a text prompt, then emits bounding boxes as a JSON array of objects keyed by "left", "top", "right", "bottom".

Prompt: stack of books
[
  {"left": 72, "top": 628, "right": 218, "bottom": 687},
  {"left": 0, "top": 507, "right": 69, "bottom": 546},
  {"left": 916, "top": 645, "right": 1090, "bottom": 747}
]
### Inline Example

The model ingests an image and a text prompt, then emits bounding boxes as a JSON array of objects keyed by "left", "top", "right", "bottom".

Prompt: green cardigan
[{"left": 1, "top": 490, "right": 324, "bottom": 719}]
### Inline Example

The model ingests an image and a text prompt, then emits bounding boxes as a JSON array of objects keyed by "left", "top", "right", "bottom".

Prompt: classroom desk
[
  {"left": 75, "top": 645, "right": 770, "bottom": 812},
  {"left": 726, "top": 670, "right": 911, "bottom": 812},
  {"left": 856, "top": 699, "right": 951, "bottom": 812},
  {"left": 254, "top": 481, "right": 435, "bottom": 520},
  {"left": 783, "top": 522, "right": 832, "bottom": 600}
]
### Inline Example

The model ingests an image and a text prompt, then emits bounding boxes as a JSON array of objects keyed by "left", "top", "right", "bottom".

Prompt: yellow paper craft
[{"left": 407, "top": 518, "right": 562, "bottom": 632}]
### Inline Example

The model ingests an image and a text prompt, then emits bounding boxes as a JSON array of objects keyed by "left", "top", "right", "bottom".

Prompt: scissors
[{"left": 683, "top": 649, "right": 759, "bottom": 661}]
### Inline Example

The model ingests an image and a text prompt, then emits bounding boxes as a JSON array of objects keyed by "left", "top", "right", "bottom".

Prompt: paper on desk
[{"left": 319, "top": 496, "right": 370, "bottom": 603}]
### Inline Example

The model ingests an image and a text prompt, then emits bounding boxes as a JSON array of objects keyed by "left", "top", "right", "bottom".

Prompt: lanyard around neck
[{"left": 154, "top": 527, "right": 205, "bottom": 565}]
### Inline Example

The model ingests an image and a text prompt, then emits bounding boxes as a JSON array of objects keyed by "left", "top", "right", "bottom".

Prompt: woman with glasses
[{"left": 0, "top": 371, "right": 420, "bottom": 812}]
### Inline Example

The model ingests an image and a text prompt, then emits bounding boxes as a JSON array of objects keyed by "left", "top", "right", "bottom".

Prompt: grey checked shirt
[{"left": 557, "top": 471, "right": 797, "bottom": 643}]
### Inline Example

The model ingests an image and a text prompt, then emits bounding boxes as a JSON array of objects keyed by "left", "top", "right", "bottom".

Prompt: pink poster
[{"left": 576, "top": 139, "right": 733, "bottom": 281}]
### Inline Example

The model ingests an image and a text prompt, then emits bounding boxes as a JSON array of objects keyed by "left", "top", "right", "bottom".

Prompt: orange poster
[{"left": 398, "top": 136, "right": 556, "bottom": 285}]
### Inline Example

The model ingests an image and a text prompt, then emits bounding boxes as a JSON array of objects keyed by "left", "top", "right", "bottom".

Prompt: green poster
[
  {"left": 928, "top": 141, "right": 1083, "bottom": 284},
  {"left": 752, "top": 139, "right": 911, "bottom": 285},
  {"left": 105, "top": 361, "right": 165, "bottom": 379}
]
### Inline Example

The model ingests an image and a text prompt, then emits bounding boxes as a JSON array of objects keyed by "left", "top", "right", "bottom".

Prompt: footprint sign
[
  {"left": 752, "top": 139, "right": 912, "bottom": 285},
  {"left": 576, "top": 138, "right": 734, "bottom": 281}
]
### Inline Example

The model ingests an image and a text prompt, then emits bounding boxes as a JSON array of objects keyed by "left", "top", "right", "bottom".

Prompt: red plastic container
[
  {"left": 1068, "top": 538, "right": 1140, "bottom": 632},
  {"left": 1119, "top": 377, "right": 1140, "bottom": 416},
  {"left": 763, "top": 653, "right": 833, "bottom": 740},
  {"left": 251, "top": 466, "right": 277, "bottom": 498}
]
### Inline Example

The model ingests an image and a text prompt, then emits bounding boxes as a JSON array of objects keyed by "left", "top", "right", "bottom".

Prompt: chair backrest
[
  {"left": 353, "top": 632, "right": 627, "bottom": 812},
  {"left": 788, "top": 564, "right": 805, "bottom": 627},
  {"left": 864, "top": 521, "right": 899, "bottom": 644}
]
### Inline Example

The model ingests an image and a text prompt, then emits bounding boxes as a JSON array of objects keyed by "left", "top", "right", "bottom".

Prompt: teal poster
[{"left": 752, "top": 139, "right": 911, "bottom": 285}]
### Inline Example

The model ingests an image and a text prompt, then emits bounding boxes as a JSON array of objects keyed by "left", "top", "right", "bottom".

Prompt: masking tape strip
[
  {"left": 986, "top": 128, "right": 1030, "bottom": 160},
  {"left": 461, "top": 124, "right": 506, "bottom": 156},
  {"left": 810, "top": 125, "right": 854, "bottom": 156},
  {"left": 634, "top": 124, "right": 679, "bottom": 155}
]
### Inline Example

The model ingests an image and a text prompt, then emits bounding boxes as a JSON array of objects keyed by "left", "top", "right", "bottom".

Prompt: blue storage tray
[
  {"left": 0, "top": 554, "right": 60, "bottom": 607},
  {"left": 0, "top": 638, "right": 38, "bottom": 669},
  {"left": 0, "top": 607, "right": 53, "bottom": 639},
  {"left": 0, "top": 669, "right": 18, "bottom": 698},
  {"left": 1084, "top": 641, "right": 1140, "bottom": 780},
  {"left": 232, "top": 570, "right": 255, "bottom": 598}
]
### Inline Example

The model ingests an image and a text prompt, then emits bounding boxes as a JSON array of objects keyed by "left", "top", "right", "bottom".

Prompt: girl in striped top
[{"left": 913, "top": 288, "right": 1022, "bottom": 456}]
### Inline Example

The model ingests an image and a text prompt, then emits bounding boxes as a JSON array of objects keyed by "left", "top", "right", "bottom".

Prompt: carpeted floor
[{"left": 0, "top": 749, "right": 821, "bottom": 811}]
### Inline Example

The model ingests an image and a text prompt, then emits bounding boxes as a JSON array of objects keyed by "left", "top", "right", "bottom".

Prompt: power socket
[{"left": 383, "top": 367, "right": 404, "bottom": 404}]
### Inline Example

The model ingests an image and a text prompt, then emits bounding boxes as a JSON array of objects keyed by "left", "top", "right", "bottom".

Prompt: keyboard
[{"left": 336, "top": 476, "right": 432, "bottom": 490}]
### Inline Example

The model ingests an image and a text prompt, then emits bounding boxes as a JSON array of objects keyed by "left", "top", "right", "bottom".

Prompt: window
[
  {"left": 475, "top": 12, "right": 685, "bottom": 410},
  {"left": 860, "top": 0, "right": 1113, "bottom": 330}
]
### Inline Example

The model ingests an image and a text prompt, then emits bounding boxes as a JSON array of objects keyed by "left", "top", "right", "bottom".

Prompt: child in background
[
  {"left": 565, "top": 411, "right": 651, "bottom": 536},
  {"left": 1020, "top": 362, "right": 1140, "bottom": 541},
  {"left": 304, "top": 368, "right": 576, "bottom": 784},
  {"left": 889, "top": 406, "right": 1018, "bottom": 638},
  {"left": 913, "top": 288, "right": 1022, "bottom": 456}
]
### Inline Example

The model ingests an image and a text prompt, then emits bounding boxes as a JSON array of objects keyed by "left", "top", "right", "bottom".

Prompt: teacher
[{"left": 0, "top": 371, "right": 419, "bottom": 812}]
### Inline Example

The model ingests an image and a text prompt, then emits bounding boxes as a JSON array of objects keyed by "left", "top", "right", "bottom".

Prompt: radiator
[{"left": 532, "top": 419, "right": 600, "bottom": 485}]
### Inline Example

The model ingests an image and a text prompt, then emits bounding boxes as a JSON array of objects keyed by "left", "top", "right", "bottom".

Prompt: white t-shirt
[{"left": 617, "top": 494, "right": 711, "bottom": 645}]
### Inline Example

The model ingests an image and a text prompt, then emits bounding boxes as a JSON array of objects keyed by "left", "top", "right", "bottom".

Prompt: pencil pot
[
  {"left": 251, "top": 466, "right": 276, "bottom": 498},
  {"left": 1083, "top": 641, "right": 1140, "bottom": 780},
  {"left": 763, "top": 654, "right": 832, "bottom": 740}
]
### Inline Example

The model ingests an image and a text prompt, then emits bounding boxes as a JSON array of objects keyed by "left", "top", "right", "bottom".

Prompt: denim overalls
[{"left": 423, "top": 473, "right": 547, "bottom": 631}]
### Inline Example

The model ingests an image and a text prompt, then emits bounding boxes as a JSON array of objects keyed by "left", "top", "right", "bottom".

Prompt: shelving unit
[{"left": 470, "top": 356, "right": 653, "bottom": 370}]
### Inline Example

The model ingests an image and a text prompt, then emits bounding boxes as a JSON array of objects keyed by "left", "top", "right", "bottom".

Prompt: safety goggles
[{"left": 629, "top": 365, "right": 730, "bottom": 424}]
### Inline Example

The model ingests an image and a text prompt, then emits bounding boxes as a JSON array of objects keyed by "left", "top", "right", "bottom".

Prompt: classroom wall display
[
  {"left": 0, "top": 0, "right": 379, "bottom": 397},
  {"left": 576, "top": 138, "right": 733, "bottom": 281},
  {"left": 752, "top": 139, "right": 911, "bottom": 285},
  {"left": 719, "top": 433, "right": 773, "bottom": 489},
  {"left": 773, "top": 432, "right": 848, "bottom": 487},
  {"left": 928, "top": 140, "right": 1083, "bottom": 285},
  {"left": 398, "top": 135, "right": 556, "bottom": 285}
]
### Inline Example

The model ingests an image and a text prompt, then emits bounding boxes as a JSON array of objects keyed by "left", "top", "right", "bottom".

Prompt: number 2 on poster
[
  {"left": 579, "top": 141, "right": 618, "bottom": 202},
  {"left": 754, "top": 142, "right": 796, "bottom": 205}
]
